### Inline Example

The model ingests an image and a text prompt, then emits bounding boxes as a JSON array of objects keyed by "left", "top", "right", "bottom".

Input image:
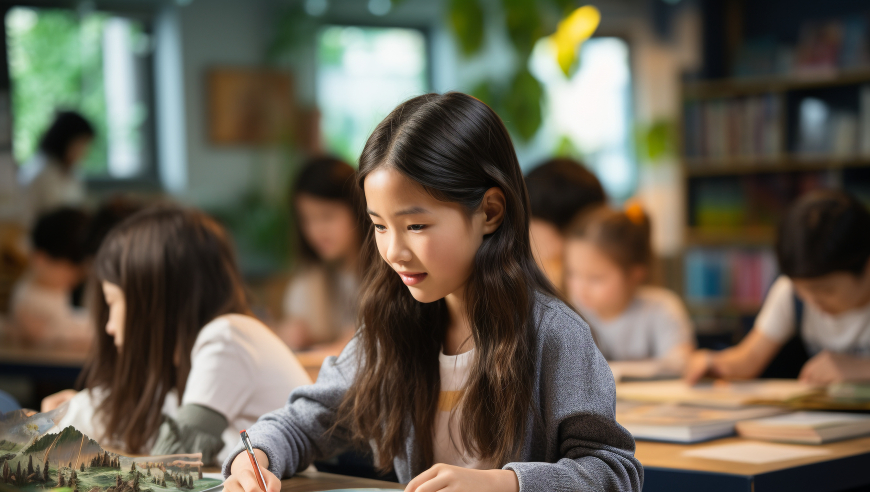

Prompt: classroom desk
[
  {"left": 0, "top": 344, "right": 87, "bottom": 408},
  {"left": 279, "top": 471, "right": 402, "bottom": 491},
  {"left": 636, "top": 436, "right": 870, "bottom": 492}
]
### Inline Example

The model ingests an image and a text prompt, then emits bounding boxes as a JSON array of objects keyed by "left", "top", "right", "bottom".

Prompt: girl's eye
[
  {"left": 408, "top": 224, "right": 426, "bottom": 231},
  {"left": 373, "top": 224, "right": 386, "bottom": 232}
]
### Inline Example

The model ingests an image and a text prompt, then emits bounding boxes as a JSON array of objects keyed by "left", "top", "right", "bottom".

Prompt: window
[
  {"left": 6, "top": 7, "right": 154, "bottom": 179},
  {"left": 529, "top": 36, "right": 636, "bottom": 200},
  {"left": 316, "top": 25, "right": 428, "bottom": 164}
]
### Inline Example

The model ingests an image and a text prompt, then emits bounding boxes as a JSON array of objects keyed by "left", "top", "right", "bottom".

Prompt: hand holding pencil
[{"left": 224, "top": 431, "right": 282, "bottom": 492}]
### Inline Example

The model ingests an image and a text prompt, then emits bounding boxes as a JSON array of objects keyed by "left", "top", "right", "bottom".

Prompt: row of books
[
  {"left": 796, "top": 86, "right": 870, "bottom": 157},
  {"left": 684, "top": 248, "right": 778, "bottom": 308},
  {"left": 733, "top": 15, "right": 870, "bottom": 78},
  {"left": 683, "top": 95, "right": 782, "bottom": 161},
  {"left": 616, "top": 380, "right": 870, "bottom": 444}
]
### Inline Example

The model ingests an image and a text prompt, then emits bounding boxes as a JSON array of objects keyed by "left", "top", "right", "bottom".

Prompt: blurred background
[{"left": 0, "top": 0, "right": 869, "bottom": 407}]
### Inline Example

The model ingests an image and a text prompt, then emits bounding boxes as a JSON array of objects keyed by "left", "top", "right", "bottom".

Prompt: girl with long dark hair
[
  {"left": 276, "top": 156, "right": 364, "bottom": 353},
  {"left": 43, "top": 206, "right": 311, "bottom": 464},
  {"left": 222, "top": 93, "right": 642, "bottom": 491}
]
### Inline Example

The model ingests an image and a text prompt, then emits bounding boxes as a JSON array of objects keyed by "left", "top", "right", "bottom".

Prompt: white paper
[{"left": 683, "top": 442, "right": 830, "bottom": 464}]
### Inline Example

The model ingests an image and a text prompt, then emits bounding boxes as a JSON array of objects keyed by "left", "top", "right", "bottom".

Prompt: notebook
[
  {"left": 616, "top": 402, "right": 786, "bottom": 443},
  {"left": 615, "top": 379, "right": 819, "bottom": 408},
  {"left": 736, "top": 411, "right": 870, "bottom": 444}
]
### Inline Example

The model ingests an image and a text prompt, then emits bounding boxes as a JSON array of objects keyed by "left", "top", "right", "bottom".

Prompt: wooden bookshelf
[{"left": 680, "top": 70, "right": 870, "bottom": 321}]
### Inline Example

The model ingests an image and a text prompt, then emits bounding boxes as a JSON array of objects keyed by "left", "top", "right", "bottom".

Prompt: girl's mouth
[{"left": 398, "top": 272, "right": 428, "bottom": 286}]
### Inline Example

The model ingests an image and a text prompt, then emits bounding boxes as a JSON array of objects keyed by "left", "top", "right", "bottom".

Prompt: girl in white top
[
  {"left": 18, "top": 111, "right": 94, "bottom": 227},
  {"left": 686, "top": 190, "right": 870, "bottom": 385},
  {"left": 41, "top": 206, "right": 311, "bottom": 464},
  {"left": 277, "top": 157, "right": 364, "bottom": 354},
  {"left": 564, "top": 203, "right": 695, "bottom": 380}
]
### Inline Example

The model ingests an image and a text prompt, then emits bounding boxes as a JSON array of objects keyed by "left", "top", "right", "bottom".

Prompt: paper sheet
[{"left": 683, "top": 442, "right": 831, "bottom": 464}]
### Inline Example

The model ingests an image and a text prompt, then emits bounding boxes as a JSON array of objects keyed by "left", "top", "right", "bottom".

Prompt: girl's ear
[{"left": 481, "top": 187, "right": 506, "bottom": 235}]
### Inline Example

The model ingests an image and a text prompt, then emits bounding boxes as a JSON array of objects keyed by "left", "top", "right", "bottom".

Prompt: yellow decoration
[{"left": 552, "top": 5, "right": 601, "bottom": 76}]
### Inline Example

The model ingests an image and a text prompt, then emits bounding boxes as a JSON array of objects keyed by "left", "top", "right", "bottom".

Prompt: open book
[
  {"left": 616, "top": 402, "right": 786, "bottom": 443},
  {"left": 736, "top": 411, "right": 870, "bottom": 444},
  {"left": 616, "top": 379, "right": 820, "bottom": 408}
]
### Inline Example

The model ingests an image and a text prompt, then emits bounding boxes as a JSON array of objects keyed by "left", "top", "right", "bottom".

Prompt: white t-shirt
[
  {"left": 579, "top": 286, "right": 695, "bottom": 362},
  {"left": 18, "top": 153, "right": 85, "bottom": 226},
  {"left": 432, "top": 348, "right": 488, "bottom": 469},
  {"left": 755, "top": 276, "right": 870, "bottom": 357},
  {"left": 283, "top": 267, "right": 358, "bottom": 343},
  {"left": 56, "top": 314, "right": 312, "bottom": 462}
]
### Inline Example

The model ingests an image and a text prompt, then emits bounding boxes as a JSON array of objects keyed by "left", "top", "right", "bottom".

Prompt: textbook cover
[{"left": 0, "top": 406, "right": 222, "bottom": 492}]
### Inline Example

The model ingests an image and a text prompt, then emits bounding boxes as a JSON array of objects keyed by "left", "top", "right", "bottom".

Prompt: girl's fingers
[
  {"left": 404, "top": 466, "right": 441, "bottom": 492},
  {"left": 234, "top": 469, "right": 267, "bottom": 492},
  {"left": 264, "top": 468, "right": 282, "bottom": 492},
  {"left": 413, "top": 474, "right": 451, "bottom": 492}
]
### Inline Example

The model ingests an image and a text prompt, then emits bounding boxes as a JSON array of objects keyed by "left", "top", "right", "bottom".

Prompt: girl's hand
[
  {"left": 225, "top": 450, "right": 281, "bottom": 492},
  {"left": 799, "top": 351, "right": 870, "bottom": 385},
  {"left": 404, "top": 464, "right": 519, "bottom": 492},
  {"left": 41, "top": 389, "right": 78, "bottom": 412},
  {"left": 683, "top": 350, "right": 714, "bottom": 385}
]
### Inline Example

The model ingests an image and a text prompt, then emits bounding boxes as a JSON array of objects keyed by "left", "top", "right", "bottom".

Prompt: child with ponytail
[{"left": 564, "top": 203, "right": 695, "bottom": 380}]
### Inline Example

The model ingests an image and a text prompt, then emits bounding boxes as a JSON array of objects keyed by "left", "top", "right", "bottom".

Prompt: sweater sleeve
[
  {"left": 221, "top": 338, "right": 359, "bottom": 479},
  {"left": 503, "top": 304, "right": 644, "bottom": 492}
]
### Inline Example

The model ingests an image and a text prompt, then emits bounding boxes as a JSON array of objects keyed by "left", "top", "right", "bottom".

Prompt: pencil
[{"left": 240, "top": 430, "right": 267, "bottom": 492}]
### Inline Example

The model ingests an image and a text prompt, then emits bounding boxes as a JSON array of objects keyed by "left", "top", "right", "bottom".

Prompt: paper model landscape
[{"left": 0, "top": 408, "right": 221, "bottom": 492}]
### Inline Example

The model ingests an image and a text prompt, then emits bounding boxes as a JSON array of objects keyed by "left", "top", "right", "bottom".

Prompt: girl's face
[
  {"left": 296, "top": 193, "right": 359, "bottom": 262},
  {"left": 364, "top": 167, "right": 500, "bottom": 304},
  {"left": 564, "top": 238, "right": 644, "bottom": 321},
  {"left": 66, "top": 136, "right": 93, "bottom": 166},
  {"left": 102, "top": 281, "right": 126, "bottom": 348}
]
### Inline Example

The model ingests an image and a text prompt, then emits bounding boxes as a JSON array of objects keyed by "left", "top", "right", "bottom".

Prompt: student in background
[
  {"left": 222, "top": 93, "right": 642, "bottom": 492},
  {"left": 276, "top": 157, "right": 364, "bottom": 353},
  {"left": 41, "top": 206, "right": 311, "bottom": 464},
  {"left": 564, "top": 204, "right": 695, "bottom": 380},
  {"left": 524, "top": 158, "right": 606, "bottom": 288},
  {"left": 18, "top": 111, "right": 95, "bottom": 226},
  {"left": 686, "top": 190, "right": 870, "bottom": 385},
  {"left": 9, "top": 207, "right": 91, "bottom": 347}
]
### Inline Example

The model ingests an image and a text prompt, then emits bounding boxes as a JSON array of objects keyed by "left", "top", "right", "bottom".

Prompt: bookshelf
[{"left": 680, "top": 71, "right": 870, "bottom": 338}]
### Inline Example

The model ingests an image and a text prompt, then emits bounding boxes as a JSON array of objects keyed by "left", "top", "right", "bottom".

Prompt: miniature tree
[
  {"left": 80, "top": 462, "right": 85, "bottom": 472},
  {"left": 58, "top": 472, "right": 66, "bottom": 487},
  {"left": 28, "top": 455, "right": 34, "bottom": 475},
  {"left": 16, "top": 462, "right": 22, "bottom": 483},
  {"left": 42, "top": 462, "right": 50, "bottom": 484},
  {"left": 3, "top": 461, "right": 10, "bottom": 483}
]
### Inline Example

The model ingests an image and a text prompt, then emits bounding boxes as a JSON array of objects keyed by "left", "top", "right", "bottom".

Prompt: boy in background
[
  {"left": 525, "top": 158, "right": 606, "bottom": 288},
  {"left": 9, "top": 207, "right": 91, "bottom": 347}
]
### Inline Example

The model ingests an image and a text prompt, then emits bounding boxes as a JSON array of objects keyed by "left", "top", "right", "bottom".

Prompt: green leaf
[
  {"left": 447, "top": 0, "right": 485, "bottom": 57},
  {"left": 502, "top": 68, "right": 543, "bottom": 141},
  {"left": 501, "top": 0, "right": 544, "bottom": 58},
  {"left": 469, "top": 79, "right": 500, "bottom": 108}
]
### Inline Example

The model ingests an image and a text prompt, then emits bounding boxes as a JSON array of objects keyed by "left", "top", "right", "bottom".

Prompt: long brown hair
[
  {"left": 77, "top": 206, "right": 250, "bottom": 453},
  {"left": 337, "top": 92, "right": 569, "bottom": 470}
]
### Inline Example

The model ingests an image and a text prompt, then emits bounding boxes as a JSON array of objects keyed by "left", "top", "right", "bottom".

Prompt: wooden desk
[
  {"left": 280, "top": 471, "right": 401, "bottom": 491},
  {"left": 636, "top": 436, "right": 870, "bottom": 492},
  {"left": 0, "top": 344, "right": 88, "bottom": 367}
]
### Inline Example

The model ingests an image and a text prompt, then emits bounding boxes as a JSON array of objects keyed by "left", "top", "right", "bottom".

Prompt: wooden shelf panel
[
  {"left": 683, "top": 70, "right": 870, "bottom": 99},
  {"left": 685, "top": 227, "right": 776, "bottom": 246},
  {"left": 683, "top": 156, "right": 870, "bottom": 177}
]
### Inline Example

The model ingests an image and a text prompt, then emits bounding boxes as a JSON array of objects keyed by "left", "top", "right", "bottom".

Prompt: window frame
[{"left": 2, "top": 2, "right": 162, "bottom": 191}]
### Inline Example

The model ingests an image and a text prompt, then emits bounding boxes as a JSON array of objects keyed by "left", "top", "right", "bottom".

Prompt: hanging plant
[{"left": 446, "top": 0, "right": 600, "bottom": 142}]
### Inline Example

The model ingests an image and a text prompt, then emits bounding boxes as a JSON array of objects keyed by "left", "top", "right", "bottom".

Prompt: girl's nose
[{"left": 385, "top": 232, "right": 412, "bottom": 264}]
